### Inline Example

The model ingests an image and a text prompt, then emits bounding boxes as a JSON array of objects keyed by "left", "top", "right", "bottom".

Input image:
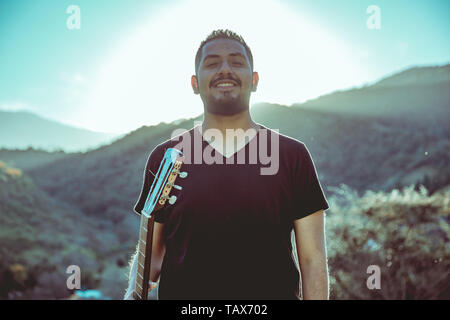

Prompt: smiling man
[
  {"left": 125, "top": 29, "right": 330, "bottom": 300},
  {"left": 194, "top": 35, "right": 256, "bottom": 117}
]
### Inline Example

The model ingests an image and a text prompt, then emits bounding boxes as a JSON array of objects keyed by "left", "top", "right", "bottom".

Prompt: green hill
[
  {"left": 292, "top": 64, "right": 450, "bottom": 126},
  {"left": 0, "top": 148, "right": 69, "bottom": 171}
]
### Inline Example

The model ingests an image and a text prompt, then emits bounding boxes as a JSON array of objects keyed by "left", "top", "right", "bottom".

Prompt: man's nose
[{"left": 217, "top": 60, "right": 233, "bottom": 74}]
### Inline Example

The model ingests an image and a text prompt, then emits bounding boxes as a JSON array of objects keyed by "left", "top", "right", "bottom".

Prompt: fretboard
[{"left": 133, "top": 214, "right": 155, "bottom": 300}]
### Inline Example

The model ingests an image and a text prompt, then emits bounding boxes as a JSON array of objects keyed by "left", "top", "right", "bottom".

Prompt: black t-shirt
[{"left": 133, "top": 124, "right": 329, "bottom": 300}]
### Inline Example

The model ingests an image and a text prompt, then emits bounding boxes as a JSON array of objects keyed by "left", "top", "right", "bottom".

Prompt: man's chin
[{"left": 206, "top": 100, "right": 247, "bottom": 116}]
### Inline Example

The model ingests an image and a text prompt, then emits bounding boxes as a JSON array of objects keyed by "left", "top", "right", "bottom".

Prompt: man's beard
[{"left": 205, "top": 95, "right": 248, "bottom": 116}]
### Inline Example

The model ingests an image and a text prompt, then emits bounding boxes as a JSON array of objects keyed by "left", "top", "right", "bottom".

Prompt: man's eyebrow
[
  {"left": 228, "top": 52, "right": 246, "bottom": 59},
  {"left": 203, "top": 52, "right": 246, "bottom": 61},
  {"left": 203, "top": 54, "right": 220, "bottom": 61}
]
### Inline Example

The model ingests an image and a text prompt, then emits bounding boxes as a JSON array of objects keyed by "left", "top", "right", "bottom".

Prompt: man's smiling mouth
[{"left": 212, "top": 79, "right": 239, "bottom": 88}]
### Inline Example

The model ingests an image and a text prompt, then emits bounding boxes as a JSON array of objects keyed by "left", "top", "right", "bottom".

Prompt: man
[{"left": 125, "top": 29, "right": 329, "bottom": 300}]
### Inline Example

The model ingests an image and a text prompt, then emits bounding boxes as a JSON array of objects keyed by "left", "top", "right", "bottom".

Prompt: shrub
[{"left": 325, "top": 184, "right": 449, "bottom": 299}]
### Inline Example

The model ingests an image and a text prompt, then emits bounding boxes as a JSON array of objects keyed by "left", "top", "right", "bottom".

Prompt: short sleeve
[
  {"left": 290, "top": 143, "right": 329, "bottom": 220},
  {"left": 133, "top": 145, "right": 170, "bottom": 223}
]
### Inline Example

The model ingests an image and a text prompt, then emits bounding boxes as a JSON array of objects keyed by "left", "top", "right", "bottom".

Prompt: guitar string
[{"left": 148, "top": 169, "right": 156, "bottom": 178}]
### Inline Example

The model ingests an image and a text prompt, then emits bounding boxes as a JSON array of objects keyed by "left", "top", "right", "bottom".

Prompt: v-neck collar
[{"left": 194, "top": 124, "right": 263, "bottom": 160}]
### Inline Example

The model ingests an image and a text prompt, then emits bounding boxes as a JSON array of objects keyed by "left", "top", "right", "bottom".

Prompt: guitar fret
[
  {"left": 140, "top": 217, "right": 148, "bottom": 230},
  {"left": 138, "top": 252, "right": 145, "bottom": 266},
  {"left": 138, "top": 262, "right": 145, "bottom": 269},
  {"left": 136, "top": 282, "right": 143, "bottom": 290},
  {"left": 135, "top": 292, "right": 142, "bottom": 300},
  {"left": 137, "top": 265, "right": 145, "bottom": 275},
  {"left": 137, "top": 272, "right": 144, "bottom": 280}
]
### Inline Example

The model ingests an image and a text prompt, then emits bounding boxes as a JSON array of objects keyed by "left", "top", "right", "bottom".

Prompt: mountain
[
  {"left": 291, "top": 64, "right": 450, "bottom": 127},
  {"left": 0, "top": 110, "right": 121, "bottom": 152},
  {"left": 372, "top": 64, "right": 450, "bottom": 88},
  {"left": 0, "top": 149, "right": 69, "bottom": 171}
]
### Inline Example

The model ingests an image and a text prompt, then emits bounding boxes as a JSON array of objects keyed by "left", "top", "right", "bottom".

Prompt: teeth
[{"left": 217, "top": 83, "right": 235, "bottom": 87}]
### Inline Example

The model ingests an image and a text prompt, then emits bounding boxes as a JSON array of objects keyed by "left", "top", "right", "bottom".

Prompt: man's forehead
[{"left": 202, "top": 39, "right": 247, "bottom": 58}]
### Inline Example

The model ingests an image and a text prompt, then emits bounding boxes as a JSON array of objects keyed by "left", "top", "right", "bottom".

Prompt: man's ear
[
  {"left": 251, "top": 71, "right": 259, "bottom": 92},
  {"left": 191, "top": 75, "right": 199, "bottom": 94}
]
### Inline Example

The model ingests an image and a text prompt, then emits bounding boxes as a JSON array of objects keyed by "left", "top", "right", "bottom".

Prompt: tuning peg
[
  {"left": 168, "top": 195, "right": 177, "bottom": 205},
  {"left": 179, "top": 171, "right": 188, "bottom": 178},
  {"left": 172, "top": 184, "right": 182, "bottom": 190}
]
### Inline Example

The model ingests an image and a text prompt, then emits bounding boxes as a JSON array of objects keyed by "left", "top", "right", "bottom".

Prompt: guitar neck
[
  {"left": 132, "top": 149, "right": 184, "bottom": 300},
  {"left": 133, "top": 213, "right": 155, "bottom": 300}
]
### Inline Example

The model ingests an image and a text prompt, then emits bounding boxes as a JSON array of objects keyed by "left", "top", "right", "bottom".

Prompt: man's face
[{"left": 192, "top": 38, "right": 259, "bottom": 116}]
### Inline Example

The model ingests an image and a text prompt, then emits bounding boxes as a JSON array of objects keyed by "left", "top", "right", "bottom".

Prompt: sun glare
[{"left": 80, "top": 0, "right": 366, "bottom": 133}]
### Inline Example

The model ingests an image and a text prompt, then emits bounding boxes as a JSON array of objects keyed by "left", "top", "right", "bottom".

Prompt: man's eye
[
  {"left": 207, "top": 63, "right": 217, "bottom": 67},
  {"left": 233, "top": 62, "right": 243, "bottom": 66}
]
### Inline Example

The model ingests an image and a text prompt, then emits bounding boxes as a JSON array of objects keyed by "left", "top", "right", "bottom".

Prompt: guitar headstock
[{"left": 142, "top": 148, "right": 187, "bottom": 217}]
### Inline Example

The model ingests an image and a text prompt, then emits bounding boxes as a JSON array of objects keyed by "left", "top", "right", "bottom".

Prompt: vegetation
[
  {"left": 325, "top": 184, "right": 449, "bottom": 299},
  {"left": 0, "top": 161, "right": 133, "bottom": 299}
]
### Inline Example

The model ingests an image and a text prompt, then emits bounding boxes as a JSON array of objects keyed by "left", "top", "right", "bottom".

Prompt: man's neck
[
  {"left": 201, "top": 109, "right": 259, "bottom": 136},
  {"left": 199, "top": 108, "right": 261, "bottom": 157}
]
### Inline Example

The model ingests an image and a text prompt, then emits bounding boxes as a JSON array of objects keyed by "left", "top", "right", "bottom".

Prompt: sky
[{"left": 0, "top": 0, "right": 449, "bottom": 134}]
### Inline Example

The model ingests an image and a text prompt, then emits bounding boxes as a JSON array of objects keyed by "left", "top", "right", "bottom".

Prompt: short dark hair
[{"left": 195, "top": 29, "right": 254, "bottom": 75}]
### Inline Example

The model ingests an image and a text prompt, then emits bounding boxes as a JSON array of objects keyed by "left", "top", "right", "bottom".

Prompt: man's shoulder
[
  {"left": 259, "top": 124, "right": 307, "bottom": 152},
  {"left": 146, "top": 126, "right": 196, "bottom": 163},
  {"left": 153, "top": 126, "right": 196, "bottom": 151}
]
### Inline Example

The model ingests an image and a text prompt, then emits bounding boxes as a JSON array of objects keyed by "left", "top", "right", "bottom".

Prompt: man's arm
[
  {"left": 124, "top": 221, "right": 166, "bottom": 299},
  {"left": 293, "top": 209, "right": 329, "bottom": 300}
]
